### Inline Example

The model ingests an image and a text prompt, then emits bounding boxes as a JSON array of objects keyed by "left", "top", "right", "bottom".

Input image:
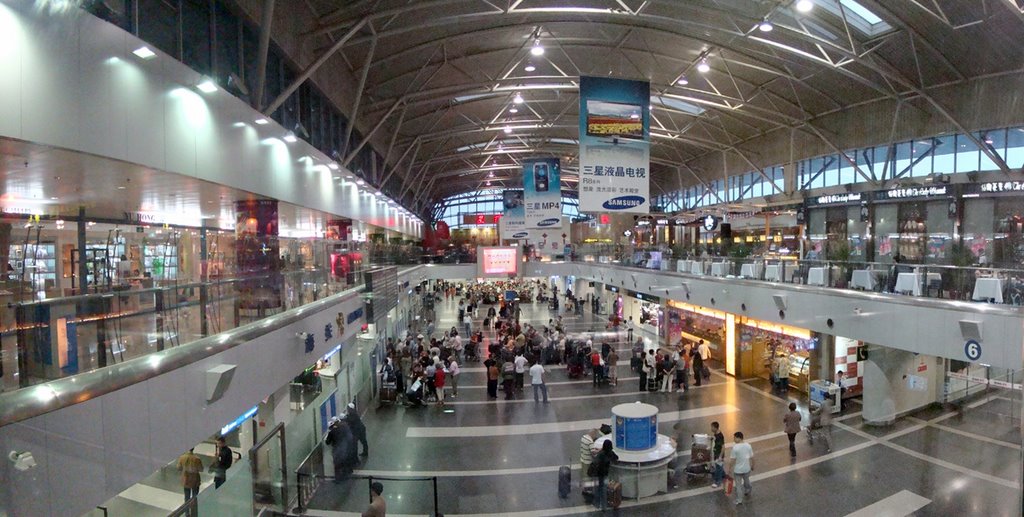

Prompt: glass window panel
[
  {"left": 137, "top": 0, "right": 179, "bottom": 59},
  {"left": 932, "top": 135, "right": 956, "bottom": 175},
  {"left": 181, "top": 0, "right": 211, "bottom": 73},
  {"left": 978, "top": 130, "right": 1004, "bottom": 172},
  {"left": 891, "top": 142, "right": 913, "bottom": 179},
  {"left": 925, "top": 200, "right": 953, "bottom": 263},
  {"left": 822, "top": 154, "right": 840, "bottom": 187},
  {"left": 214, "top": 1, "right": 240, "bottom": 85},
  {"left": 1005, "top": 128, "right": 1024, "bottom": 169},
  {"left": 962, "top": 198, "right": 993, "bottom": 265},
  {"left": 909, "top": 139, "right": 930, "bottom": 178},
  {"left": 955, "top": 133, "right": 980, "bottom": 173},
  {"left": 874, "top": 203, "right": 898, "bottom": 263}
]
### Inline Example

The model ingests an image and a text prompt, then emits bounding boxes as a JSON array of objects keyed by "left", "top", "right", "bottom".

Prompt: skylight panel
[
  {"left": 652, "top": 96, "right": 705, "bottom": 116},
  {"left": 840, "top": 0, "right": 882, "bottom": 24}
]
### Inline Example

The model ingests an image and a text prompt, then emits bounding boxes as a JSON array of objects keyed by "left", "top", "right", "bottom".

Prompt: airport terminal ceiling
[{"left": 281, "top": 0, "right": 1024, "bottom": 212}]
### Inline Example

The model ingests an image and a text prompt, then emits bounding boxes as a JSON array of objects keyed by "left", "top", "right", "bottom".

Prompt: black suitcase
[{"left": 558, "top": 464, "right": 571, "bottom": 498}]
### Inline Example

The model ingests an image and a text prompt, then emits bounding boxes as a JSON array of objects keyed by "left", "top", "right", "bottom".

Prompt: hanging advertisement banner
[
  {"left": 525, "top": 217, "right": 571, "bottom": 255},
  {"left": 523, "top": 158, "right": 562, "bottom": 228},
  {"left": 500, "top": 190, "right": 526, "bottom": 239},
  {"left": 578, "top": 76, "right": 651, "bottom": 213}
]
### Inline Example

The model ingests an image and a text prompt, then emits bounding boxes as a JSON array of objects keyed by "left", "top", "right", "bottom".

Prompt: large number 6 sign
[{"left": 964, "top": 340, "right": 982, "bottom": 361}]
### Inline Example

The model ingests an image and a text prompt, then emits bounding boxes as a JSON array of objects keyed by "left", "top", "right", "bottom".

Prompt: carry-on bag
[{"left": 558, "top": 464, "right": 571, "bottom": 499}]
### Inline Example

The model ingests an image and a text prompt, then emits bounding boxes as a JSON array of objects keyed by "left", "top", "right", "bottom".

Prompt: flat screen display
[
  {"left": 480, "top": 247, "right": 518, "bottom": 275},
  {"left": 586, "top": 99, "right": 643, "bottom": 139}
]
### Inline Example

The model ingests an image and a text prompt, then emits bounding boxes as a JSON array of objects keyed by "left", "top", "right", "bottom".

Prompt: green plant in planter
[
  {"left": 947, "top": 241, "right": 977, "bottom": 300},
  {"left": 729, "top": 243, "right": 753, "bottom": 259},
  {"left": 827, "top": 241, "right": 853, "bottom": 287}
]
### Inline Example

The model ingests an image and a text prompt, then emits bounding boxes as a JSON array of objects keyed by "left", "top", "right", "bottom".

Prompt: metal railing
[
  {"left": 0, "top": 277, "right": 371, "bottom": 426},
  {"left": 573, "top": 254, "right": 1024, "bottom": 307},
  {"left": 294, "top": 441, "right": 326, "bottom": 514},
  {"left": 167, "top": 497, "right": 198, "bottom": 517}
]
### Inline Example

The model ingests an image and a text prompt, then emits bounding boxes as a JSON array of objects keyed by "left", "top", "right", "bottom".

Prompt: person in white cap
[{"left": 345, "top": 403, "right": 368, "bottom": 457}]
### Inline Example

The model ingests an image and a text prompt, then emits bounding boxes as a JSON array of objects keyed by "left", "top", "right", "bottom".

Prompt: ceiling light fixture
[
  {"left": 196, "top": 77, "right": 218, "bottom": 93},
  {"left": 132, "top": 46, "right": 156, "bottom": 60},
  {"left": 254, "top": 118, "right": 269, "bottom": 125},
  {"left": 524, "top": 64, "right": 536, "bottom": 72},
  {"left": 509, "top": 107, "right": 519, "bottom": 114},
  {"left": 504, "top": 126, "right": 513, "bottom": 134},
  {"left": 530, "top": 39, "right": 545, "bottom": 56},
  {"left": 697, "top": 59, "right": 711, "bottom": 73},
  {"left": 283, "top": 131, "right": 298, "bottom": 143},
  {"left": 513, "top": 93, "right": 524, "bottom": 104},
  {"left": 356, "top": 179, "right": 365, "bottom": 185},
  {"left": 758, "top": 20, "right": 774, "bottom": 32},
  {"left": 796, "top": 0, "right": 813, "bottom": 13},
  {"left": 677, "top": 77, "right": 689, "bottom": 86},
  {"left": 328, "top": 163, "right": 339, "bottom": 170}
]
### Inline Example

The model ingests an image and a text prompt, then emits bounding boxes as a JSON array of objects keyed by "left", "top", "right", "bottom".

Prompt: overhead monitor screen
[
  {"left": 585, "top": 99, "right": 643, "bottom": 139},
  {"left": 479, "top": 247, "right": 519, "bottom": 276}
]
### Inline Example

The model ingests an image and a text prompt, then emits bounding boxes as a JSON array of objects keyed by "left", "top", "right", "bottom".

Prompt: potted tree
[
  {"left": 947, "top": 241, "right": 976, "bottom": 300},
  {"left": 827, "top": 241, "right": 852, "bottom": 288}
]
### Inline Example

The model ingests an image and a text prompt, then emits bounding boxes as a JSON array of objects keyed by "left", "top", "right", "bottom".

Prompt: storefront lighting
[{"left": 132, "top": 46, "right": 156, "bottom": 60}]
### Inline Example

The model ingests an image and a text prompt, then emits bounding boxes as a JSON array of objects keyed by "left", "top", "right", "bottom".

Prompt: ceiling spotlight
[
  {"left": 509, "top": 107, "right": 519, "bottom": 114},
  {"left": 487, "top": 181, "right": 492, "bottom": 186},
  {"left": 196, "top": 77, "right": 218, "bottom": 93},
  {"left": 489, "top": 171, "right": 495, "bottom": 178},
  {"left": 513, "top": 93, "right": 524, "bottom": 104},
  {"left": 328, "top": 163, "right": 339, "bottom": 170},
  {"left": 530, "top": 39, "right": 545, "bottom": 56},
  {"left": 796, "top": 0, "right": 813, "bottom": 13},
  {"left": 356, "top": 179, "right": 365, "bottom": 185},
  {"left": 524, "top": 64, "right": 536, "bottom": 72},
  {"left": 984, "top": 137, "right": 994, "bottom": 144},
  {"left": 758, "top": 20, "right": 774, "bottom": 32},
  {"left": 132, "top": 46, "right": 156, "bottom": 60},
  {"left": 374, "top": 191, "right": 382, "bottom": 197},
  {"left": 504, "top": 126, "right": 513, "bottom": 134},
  {"left": 283, "top": 131, "right": 298, "bottom": 143},
  {"left": 677, "top": 77, "right": 689, "bottom": 86},
  {"left": 254, "top": 118, "right": 269, "bottom": 125},
  {"left": 697, "top": 59, "right": 711, "bottom": 73}
]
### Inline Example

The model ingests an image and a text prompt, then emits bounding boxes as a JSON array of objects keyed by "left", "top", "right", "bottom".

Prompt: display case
[
  {"left": 787, "top": 354, "right": 811, "bottom": 392},
  {"left": 144, "top": 243, "right": 179, "bottom": 280},
  {"left": 9, "top": 243, "right": 57, "bottom": 293}
]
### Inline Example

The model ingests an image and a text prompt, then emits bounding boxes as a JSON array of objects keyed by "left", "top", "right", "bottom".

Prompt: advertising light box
[{"left": 477, "top": 246, "right": 520, "bottom": 277}]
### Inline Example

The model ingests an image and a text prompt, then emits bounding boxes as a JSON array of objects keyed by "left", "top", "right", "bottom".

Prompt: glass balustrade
[
  {"left": 569, "top": 251, "right": 1024, "bottom": 307},
  {"left": 0, "top": 258, "right": 422, "bottom": 395}
]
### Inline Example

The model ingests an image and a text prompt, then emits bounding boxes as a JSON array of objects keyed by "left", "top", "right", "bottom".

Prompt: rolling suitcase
[
  {"left": 558, "top": 464, "right": 571, "bottom": 499},
  {"left": 647, "top": 376, "right": 659, "bottom": 392},
  {"left": 607, "top": 481, "right": 622, "bottom": 509}
]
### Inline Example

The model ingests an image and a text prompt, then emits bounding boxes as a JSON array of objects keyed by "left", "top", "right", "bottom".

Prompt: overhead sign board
[
  {"left": 578, "top": 76, "right": 651, "bottom": 213},
  {"left": 523, "top": 158, "right": 562, "bottom": 228}
]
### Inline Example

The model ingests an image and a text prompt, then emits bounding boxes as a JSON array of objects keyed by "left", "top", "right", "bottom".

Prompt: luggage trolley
[{"left": 684, "top": 433, "right": 714, "bottom": 482}]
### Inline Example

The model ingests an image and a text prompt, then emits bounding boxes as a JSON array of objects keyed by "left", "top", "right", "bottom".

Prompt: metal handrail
[
  {"left": 560, "top": 260, "right": 1024, "bottom": 316},
  {"left": 0, "top": 284, "right": 363, "bottom": 427}
]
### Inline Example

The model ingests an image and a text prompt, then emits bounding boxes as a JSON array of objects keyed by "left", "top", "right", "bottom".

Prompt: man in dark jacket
[
  {"left": 345, "top": 403, "right": 369, "bottom": 457},
  {"left": 213, "top": 436, "right": 233, "bottom": 489},
  {"left": 325, "top": 418, "right": 356, "bottom": 483}
]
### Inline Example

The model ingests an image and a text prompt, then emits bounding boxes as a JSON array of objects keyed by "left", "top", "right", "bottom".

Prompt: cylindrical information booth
[{"left": 595, "top": 402, "right": 676, "bottom": 499}]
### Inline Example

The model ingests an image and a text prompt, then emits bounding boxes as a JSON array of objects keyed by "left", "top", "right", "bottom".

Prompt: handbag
[{"left": 724, "top": 475, "right": 734, "bottom": 496}]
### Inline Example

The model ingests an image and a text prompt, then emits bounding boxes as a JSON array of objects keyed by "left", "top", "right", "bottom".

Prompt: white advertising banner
[{"left": 578, "top": 76, "right": 651, "bottom": 213}]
